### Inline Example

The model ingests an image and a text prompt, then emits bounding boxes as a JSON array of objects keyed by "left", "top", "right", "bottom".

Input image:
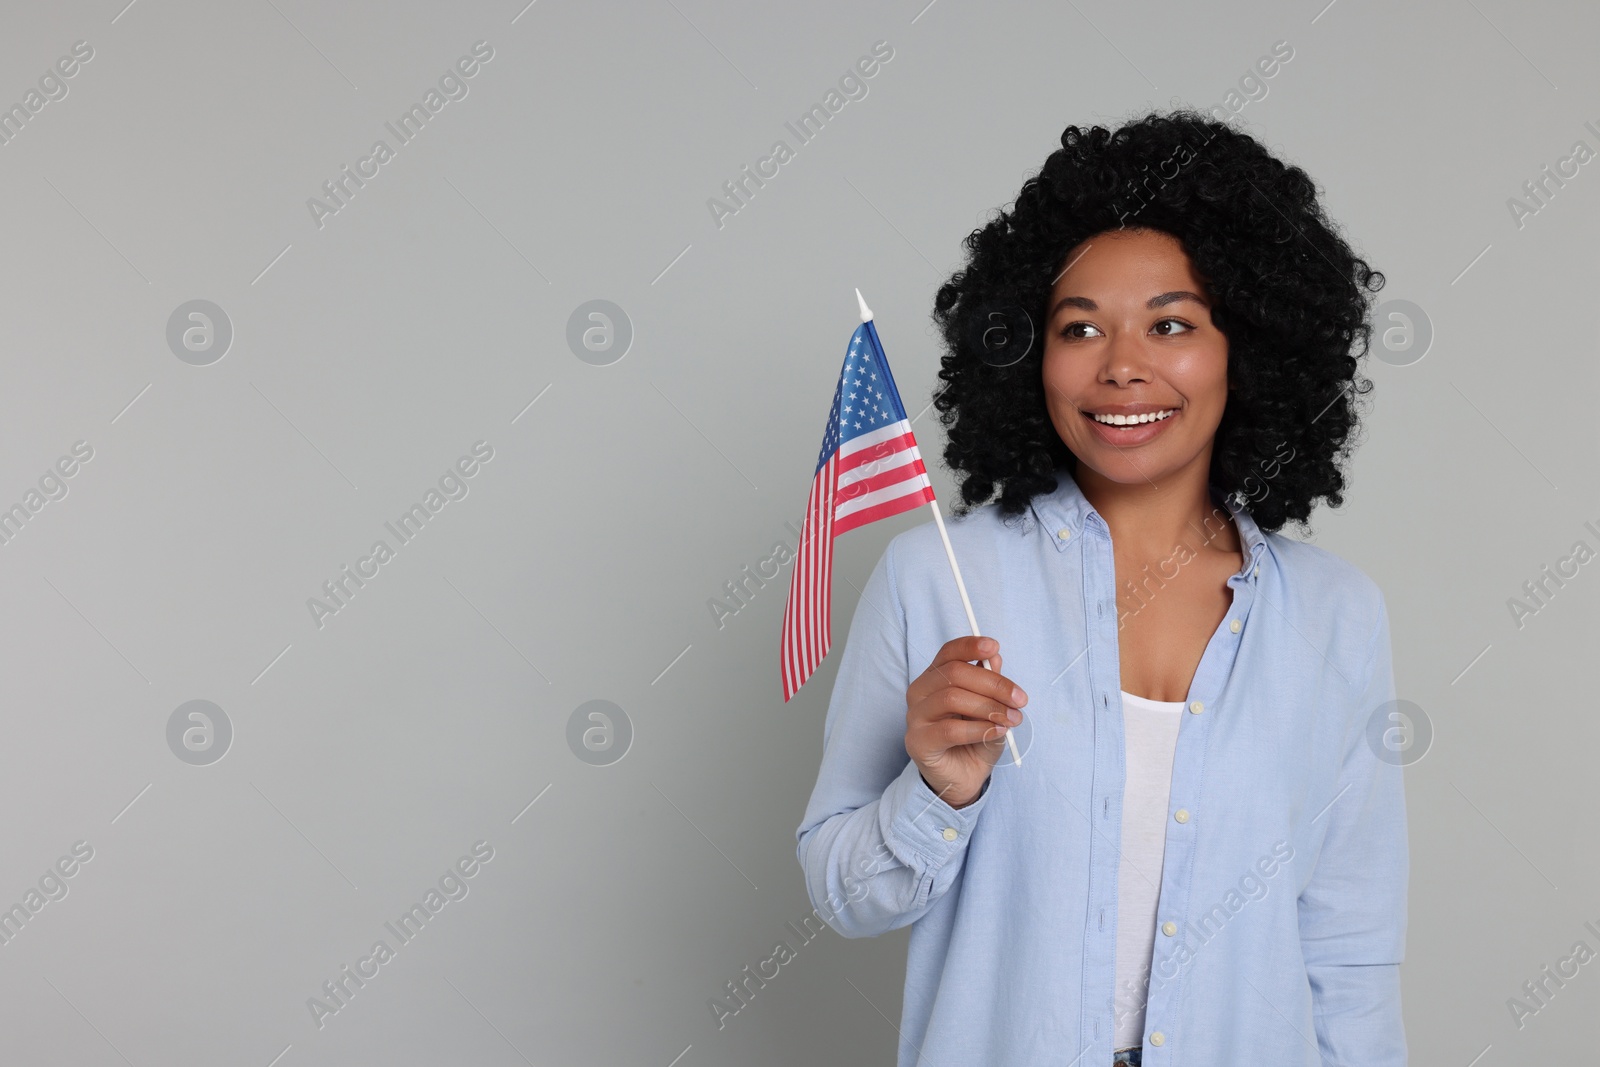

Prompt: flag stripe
[
  {"left": 813, "top": 459, "right": 836, "bottom": 692},
  {"left": 837, "top": 458, "right": 928, "bottom": 503},
  {"left": 836, "top": 469, "right": 932, "bottom": 518},
  {"left": 832, "top": 483, "right": 934, "bottom": 536},
  {"left": 837, "top": 440, "right": 922, "bottom": 487},
  {"left": 782, "top": 469, "right": 817, "bottom": 695},
  {"left": 838, "top": 419, "right": 912, "bottom": 459},
  {"left": 782, "top": 454, "right": 836, "bottom": 701}
]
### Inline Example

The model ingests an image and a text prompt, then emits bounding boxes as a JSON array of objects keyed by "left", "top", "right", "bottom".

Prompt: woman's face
[{"left": 1041, "top": 227, "right": 1229, "bottom": 488}]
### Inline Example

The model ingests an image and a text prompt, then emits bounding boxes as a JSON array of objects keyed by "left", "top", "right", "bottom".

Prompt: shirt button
[
  {"left": 941, "top": 827, "right": 958, "bottom": 841},
  {"left": 1057, "top": 527, "right": 1071, "bottom": 541},
  {"left": 1162, "top": 921, "right": 1177, "bottom": 936},
  {"left": 1150, "top": 1031, "right": 1165, "bottom": 1046},
  {"left": 1174, "top": 809, "right": 1189, "bottom": 823},
  {"left": 1228, "top": 619, "right": 1241, "bottom": 633},
  {"left": 1253, "top": 564, "right": 1260, "bottom": 577},
  {"left": 1188, "top": 700, "right": 1204, "bottom": 714}
]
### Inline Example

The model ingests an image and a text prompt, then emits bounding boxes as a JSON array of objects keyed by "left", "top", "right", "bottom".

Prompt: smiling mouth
[{"left": 1083, "top": 408, "right": 1177, "bottom": 426}]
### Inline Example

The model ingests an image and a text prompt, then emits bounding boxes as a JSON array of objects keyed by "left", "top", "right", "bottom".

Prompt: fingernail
[
  {"left": 1011, "top": 687, "right": 1027, "bottom": 706},
  {"left": 1006, "top": 709, "right": 1022, "bottom": 725}
]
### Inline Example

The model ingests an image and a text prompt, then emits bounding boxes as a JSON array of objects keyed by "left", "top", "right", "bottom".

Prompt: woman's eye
[{"left": 1058, "top": 319, "right": 1194, "bottom": 340}]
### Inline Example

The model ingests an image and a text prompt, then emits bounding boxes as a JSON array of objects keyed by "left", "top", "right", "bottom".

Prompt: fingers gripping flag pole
[{"left": 779, "top": 289, "right": 1022, "bottom": 767}]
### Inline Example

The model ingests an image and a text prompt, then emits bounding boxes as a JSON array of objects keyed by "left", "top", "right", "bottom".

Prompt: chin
[{"left": 1074, "top": 445, "right": 1204, "bottom": 483}]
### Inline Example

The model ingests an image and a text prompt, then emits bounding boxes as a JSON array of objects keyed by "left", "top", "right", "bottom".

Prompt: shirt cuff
[{"left": 879, "top": 757, "right": 993, "bottom": 870}]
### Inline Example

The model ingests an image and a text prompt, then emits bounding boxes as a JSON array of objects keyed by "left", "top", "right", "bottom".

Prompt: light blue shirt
[{"left": 795, "top": 468, "right": 1408, "bottom": 1066}]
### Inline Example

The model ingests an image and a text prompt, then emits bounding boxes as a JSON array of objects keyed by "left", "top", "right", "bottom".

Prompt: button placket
[
  {"left": 1145, "top": 561, "right": 1257, "bottom": 1038},
  {"left": 1080, "top": 509, "right": 1126, "bottom": 1052}
]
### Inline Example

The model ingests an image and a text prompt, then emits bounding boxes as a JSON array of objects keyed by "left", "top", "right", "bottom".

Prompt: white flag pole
[{"left": 857, "top": 289, "right": 1023, "bottom": 768}]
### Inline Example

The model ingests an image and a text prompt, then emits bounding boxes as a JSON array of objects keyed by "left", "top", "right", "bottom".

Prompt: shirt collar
[{"left": 1027, "top": 467, "right": 1269, "bottom": 582}]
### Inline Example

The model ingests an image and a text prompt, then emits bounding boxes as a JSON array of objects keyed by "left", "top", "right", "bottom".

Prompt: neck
[{"left": 1074, "top": 460, "right": 1240, "bottom": 561}]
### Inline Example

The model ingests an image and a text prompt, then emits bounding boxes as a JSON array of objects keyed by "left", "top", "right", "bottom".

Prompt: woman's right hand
[{"left": 905, "top": 636, "right": 1027, "bottom": 810}]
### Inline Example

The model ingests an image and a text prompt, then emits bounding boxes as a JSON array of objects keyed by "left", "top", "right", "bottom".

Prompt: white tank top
[{"left": 1113, "top": 689, "right": 1185, "bottom": 1050}]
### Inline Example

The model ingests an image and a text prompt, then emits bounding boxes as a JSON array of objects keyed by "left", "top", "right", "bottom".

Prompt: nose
[{"left": 1099, "top": 325, "right": 1154, "bottom": 387}]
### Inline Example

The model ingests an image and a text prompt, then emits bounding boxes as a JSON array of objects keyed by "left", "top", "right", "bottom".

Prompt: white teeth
[{"left": 1090, "top": 409, "right": 1175, "bottom": 426}]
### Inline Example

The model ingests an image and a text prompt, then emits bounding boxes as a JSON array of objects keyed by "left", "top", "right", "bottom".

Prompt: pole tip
[{"left": 855, "top": 288, "right": 873, "bottom": 322}]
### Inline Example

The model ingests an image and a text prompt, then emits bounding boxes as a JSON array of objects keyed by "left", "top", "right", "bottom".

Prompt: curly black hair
[{"left": 930, "top": 108, "right": 1383, "bottom": 535}]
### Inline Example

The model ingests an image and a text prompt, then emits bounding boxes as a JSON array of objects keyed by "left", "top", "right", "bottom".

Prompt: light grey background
[{"left": 0, "top": 0, "right": 1593, "bottom": 1063}]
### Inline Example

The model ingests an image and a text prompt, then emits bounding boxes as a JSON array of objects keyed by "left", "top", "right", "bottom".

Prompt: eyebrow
[{"left": 1049, "top": 290, "right": 1210, "bottom": 318}]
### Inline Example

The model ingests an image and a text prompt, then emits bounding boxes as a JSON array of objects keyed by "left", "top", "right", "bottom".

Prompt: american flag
[{"left": 780, "top": 309, "right": 935, "bottom": 701}]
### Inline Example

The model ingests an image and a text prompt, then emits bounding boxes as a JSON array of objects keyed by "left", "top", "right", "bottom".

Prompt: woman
[{"left": 795, "top": 110, "right": 1407, "bottom": 1067}]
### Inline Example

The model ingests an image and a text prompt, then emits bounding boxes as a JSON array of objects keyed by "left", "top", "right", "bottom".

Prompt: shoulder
[
  {"left": 1264, "top": 532, "right": 1382, "bottom": 604},
  {"left": 1262, "top": 531, "right": 1388, "bottom": 666},
  {"left": 882, "top": 499, "right": 1042, "bottom": 569}
]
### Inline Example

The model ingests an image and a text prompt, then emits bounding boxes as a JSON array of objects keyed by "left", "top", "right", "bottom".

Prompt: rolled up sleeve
[{"left": 795, "top": 537, "right": 995, "bottom": 939}]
